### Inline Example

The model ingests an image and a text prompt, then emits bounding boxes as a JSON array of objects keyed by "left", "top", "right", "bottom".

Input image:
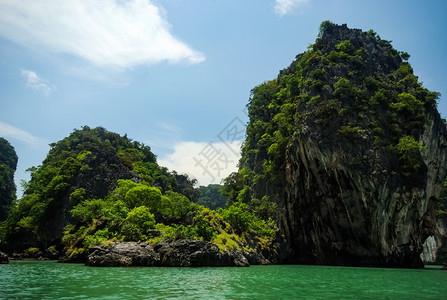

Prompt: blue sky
[{"left": 0, "top": 0, "right": 446, "bottom": 195}]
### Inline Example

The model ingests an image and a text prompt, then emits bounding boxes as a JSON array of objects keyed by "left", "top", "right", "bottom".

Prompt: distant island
[{"left": 1, "top": 21, "right": 446, "bottom": 268}]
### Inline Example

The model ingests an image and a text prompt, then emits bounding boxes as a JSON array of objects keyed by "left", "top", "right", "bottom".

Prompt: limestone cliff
[
  {"left": 421, "top": 218, "right": 447, "bottom": 263},
  {"left": 234, "top": 22, "right": 447, "bottom": 267},
  {"left": 282, "top": 106, "right": 447, "bottom": 267}
]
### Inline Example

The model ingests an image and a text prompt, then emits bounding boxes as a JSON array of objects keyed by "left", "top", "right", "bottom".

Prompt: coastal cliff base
[{"left": 81, "top": 240, "right": 271, "bottom": 267}]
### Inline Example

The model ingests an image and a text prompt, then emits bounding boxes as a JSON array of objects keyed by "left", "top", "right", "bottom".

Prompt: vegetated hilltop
[
  {"left": 223, "top": 21, "right": 447, "bottom": 267},
  {"left": 0, "top": 138, "right": 18, "bottom": 221},
  {"left": 0, "top": 126, "right": 277, "bottom": 264}
]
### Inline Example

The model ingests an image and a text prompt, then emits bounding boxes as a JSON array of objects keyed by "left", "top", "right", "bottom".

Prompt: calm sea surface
[{"left": 0, "top": 261, "right": 446, "bottom": 299}]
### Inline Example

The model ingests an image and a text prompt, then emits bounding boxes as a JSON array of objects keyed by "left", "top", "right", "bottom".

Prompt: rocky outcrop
[
  {"left": 86, "top": 240, "right": 252, "bottom": 267},
  {"left": 2, "top": 127, "right": 143, "bottom": 254},
  {"left": 421, "top": 218, "right": 447, "bottom": 263},
  {"left": 243, "top": 251, "right": 271, "bottom": 265},
  {"left": 58, "top": 250, "right": 87, "bottom": 264},
  {"left": 11, "top": 251, "right": 45, "bottom": 260},
  {"left": 275, "top": 23, "right": 447, "bottom": 267},
  {"left": 282, "top": 115, "right": 447, "bottom": 267},
  {"left": 154, "top": 239, "right": 249, "bottom": 267},
  {"left": 234, "top": 22, "right": 447, "bottom": 267},
  {"left": 421, "top": 236, "right": 438, "bottom": 262},
  {"left": 87, "top": 242, "right": 159, "bottom": 267},
  {"left": 40, "top": 148, "right": 141, "bottom": 250},
  {"left": 0, "top": 251, "right": 9, "bottom": 264}
]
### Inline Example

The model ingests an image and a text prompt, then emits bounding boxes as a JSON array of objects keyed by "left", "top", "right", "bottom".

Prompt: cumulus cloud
[
  {"left": 0, "top": 121, "right": 48, "bottom": 149},
  {"left": 158, "top": 141, "right": 241, "bottom": 187},
  {"left": 0, "top": 0, "right": 204, "bottom": 69},
  {"left": 21, "top": 70, "right": 53, "bottom": 96},
  {"left": 274, "top": 0, "right": 308, "bottom": 16}
]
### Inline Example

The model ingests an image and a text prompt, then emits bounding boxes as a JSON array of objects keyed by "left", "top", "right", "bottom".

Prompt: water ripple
[{"left": 1, "top": 261, "right": 446, "bottom": 299}]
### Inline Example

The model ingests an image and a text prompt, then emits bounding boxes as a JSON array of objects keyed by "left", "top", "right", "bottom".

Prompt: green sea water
[{"left": 0, "top": 261, "right": 445, "bottom": 299}]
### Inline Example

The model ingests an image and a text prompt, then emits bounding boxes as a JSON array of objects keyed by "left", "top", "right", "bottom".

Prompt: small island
[{"left": 1, "top": 22, "right": 446, "bottom": 268}]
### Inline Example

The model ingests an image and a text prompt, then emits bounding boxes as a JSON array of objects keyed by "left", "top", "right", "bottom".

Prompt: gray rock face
[
  {"left": 280, "top": 96, "right": 447, "bottom": 268},
  {"left": 86, "top": 240, "right": 251, "bottom": 267},
  {"left": 87, "top": 242, "right": 159, "bottom": 267},
  {"left": 275, "top": 23, "right": 447, "bottom": 267},
  {"left": 421, "top": 219, "right": 447, "bottom": 263},
  {"left": 243, "top": 251, "right": 271, "bottom": 265},
  {"left": 317, "top": 23, "right": 400, "bottom": 78},
  {"left": 0, "top": 251, "right": 9, "bottom": 264}
]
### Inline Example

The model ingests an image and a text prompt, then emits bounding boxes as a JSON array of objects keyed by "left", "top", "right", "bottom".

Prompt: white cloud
[
  {"left": 274, "top": 0, "right": 308, "bottom": 16},
  {"left": 0, "top": 121, "right": 48, "bottom": 149},
  {"left": 158, "top": 141, "right": 241, "bottom": 187},
  {"left": 0, "top": 0, "right": 205, "bottom": 69},
  {"left": 21, "top": 70, "right": 53, "bottom": 96}
]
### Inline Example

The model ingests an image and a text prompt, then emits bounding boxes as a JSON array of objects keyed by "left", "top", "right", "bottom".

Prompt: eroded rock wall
[{"left": 280, "top": 105, "right": 447, "bottom": 267}]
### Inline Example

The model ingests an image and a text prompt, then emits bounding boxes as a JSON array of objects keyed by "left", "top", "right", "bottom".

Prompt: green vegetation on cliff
[
  {"left": 0, "top": 138, "right": 18, "bottom": 221},
  {"left": 0, "top": 126, "right": 276, "bottom": 259},
  {"left": 224, "top": 21, "right": 441, "bottom": 222}
]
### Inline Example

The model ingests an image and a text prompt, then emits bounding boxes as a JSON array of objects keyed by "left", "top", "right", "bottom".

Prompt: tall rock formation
[
  {"left": 282, "top": 99, "right": 447, "bottom": 267},
  {"left": 234, "top": 22, "right": 447, "bottom": 267}
]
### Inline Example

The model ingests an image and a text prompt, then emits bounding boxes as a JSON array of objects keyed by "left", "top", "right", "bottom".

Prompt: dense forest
[{"left": 0, "top": 126, "right": 276, "bottom": 261}]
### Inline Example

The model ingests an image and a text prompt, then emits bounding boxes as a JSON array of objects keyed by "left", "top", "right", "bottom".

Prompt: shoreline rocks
[
  {"left": 86, "top": 240, "right": 270, "bottom": 267},
  {"left": 8, "top": 247, "right": 61, "bottom": 261},
  {"left": 0, "top": 251, "right": 9, "bottom": 264}
]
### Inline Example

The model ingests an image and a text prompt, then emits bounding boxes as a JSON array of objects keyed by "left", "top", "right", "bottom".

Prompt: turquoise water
[{"left": 0, "top": 261, "right": 446, "bottom": 299}]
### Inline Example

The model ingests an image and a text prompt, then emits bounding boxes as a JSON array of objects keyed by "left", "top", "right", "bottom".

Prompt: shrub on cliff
[{"left": 0, "top": 138, "right": 18, "bottom": 221}]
